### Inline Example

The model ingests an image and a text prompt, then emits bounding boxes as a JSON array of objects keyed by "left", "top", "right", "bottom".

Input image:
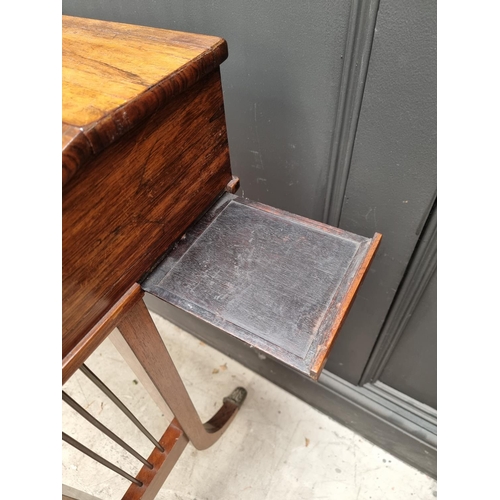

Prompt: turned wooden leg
[{"left": 116, "top": 298, "right": 247, "bottom": 451}]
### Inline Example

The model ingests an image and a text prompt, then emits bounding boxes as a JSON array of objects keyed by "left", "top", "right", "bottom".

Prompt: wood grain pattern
[
  {"left": 62, "top": 17, "right": 246, "bottom": 497},
  {"left": 224, "top": 176, "right": 240, "bottom": 194},
  {"left": 62, "top": 15, "right": 228, "bottom": 186},
  {"left": 143, "top": 194, "right": 381, "bottom": 379},
  {"left": 309, "top": 232, "right": 382, "bottom": 377},
  {"left": 63, "top": 65, "right": 232, "bottom": 359},
  {"left": 62, "top": 284, "right": 143, "bottom": 385},
  {"left": 62, "top": 123, "right": 94, "bottom": 187}
]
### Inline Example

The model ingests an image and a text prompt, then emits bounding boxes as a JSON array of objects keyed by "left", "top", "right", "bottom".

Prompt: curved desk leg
[
  {"left": 116, "top": 297, "right": 247, "bottom": 451},
  {"left": 109, "top": 328, "right": 174, "bottom": 422}
]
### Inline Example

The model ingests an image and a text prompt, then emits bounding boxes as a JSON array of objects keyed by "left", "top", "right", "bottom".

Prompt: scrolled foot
[{"left": 223, "top": 387, "right": 247, "bottom": 407}]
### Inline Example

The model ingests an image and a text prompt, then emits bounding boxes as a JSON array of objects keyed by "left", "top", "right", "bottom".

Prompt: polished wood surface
[
  {"left": 62, "top": 15, "right": 228, "bottom": 186},
  {"left": 62, "top": 17, "right": 232, "bottom": 361},
  {"left": 311, "top": 230, "right": 381, "bottom": 376},
  {"left": 109, "top": 329, "right": 174, "bottom": 421},
  {"left": 122, "top": 420, "right": 188, "bottom": 500},
  {"left": 143, "top": 194, "right": 381, "bottom": 379},
  {"left": 117, "top": 299, "right": 247, "bottom": 450},
  {"left": 62, "top": 17, "right": 246, "bottom": 498},
  {"left": 62, "top": 284, "right": 142, "bottom": 385}
]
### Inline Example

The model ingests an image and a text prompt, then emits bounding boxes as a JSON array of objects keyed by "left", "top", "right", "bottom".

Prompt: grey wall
[
  {"left": 324, "top": 0, "right": 437, "bottom": 383},
  {"left": 380, "top": 269, "right": 437, "bottom": 409}
]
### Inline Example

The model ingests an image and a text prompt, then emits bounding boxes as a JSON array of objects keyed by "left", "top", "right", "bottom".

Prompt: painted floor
[{"left": 62, "top": 311, "right": 437, "bottom": 500}]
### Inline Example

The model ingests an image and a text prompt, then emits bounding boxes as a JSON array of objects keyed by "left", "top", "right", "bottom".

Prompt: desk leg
[
  {"left": 116, "top": 297, "right": 247, "bottom": 451},
  {"left": 109, "top": 329, "right": 174, "bottom": 421}
]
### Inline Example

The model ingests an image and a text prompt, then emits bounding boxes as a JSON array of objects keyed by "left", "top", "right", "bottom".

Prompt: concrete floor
[{"left": 62, "top": 311, "right": 437, "bottom": 500}]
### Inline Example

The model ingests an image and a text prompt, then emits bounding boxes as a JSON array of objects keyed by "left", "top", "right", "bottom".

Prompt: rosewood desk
[{"left": 62, "top": 15, "right": 380, "bottom": 500}]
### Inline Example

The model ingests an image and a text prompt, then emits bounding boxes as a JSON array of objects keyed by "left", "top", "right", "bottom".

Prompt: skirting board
[{"left": 144, "top": 293, "right": 436, "bottom": 479}]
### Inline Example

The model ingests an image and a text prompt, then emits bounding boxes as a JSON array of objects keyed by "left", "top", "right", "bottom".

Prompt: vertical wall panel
[
  {"left": 380, "top": 269, "right": 437, "bottom": 409},
  {"left": 325, "top": 0, "right": 436, "bottom": 383}
]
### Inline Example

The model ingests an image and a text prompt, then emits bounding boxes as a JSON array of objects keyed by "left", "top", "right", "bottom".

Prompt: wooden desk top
[
  {"left": 62, "top": 15, "right": 228, "bottom": 186},
  {"left": 62, "top": 16, "right": 232, "bottom": 373}
]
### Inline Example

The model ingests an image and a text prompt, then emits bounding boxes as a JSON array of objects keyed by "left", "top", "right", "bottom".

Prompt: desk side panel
[{"left": 62, "top": 69, "right": 231, "bottom": 358}]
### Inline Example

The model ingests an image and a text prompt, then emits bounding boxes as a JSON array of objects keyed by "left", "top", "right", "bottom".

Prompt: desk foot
[{"left": 224, "top": 387, "right": 247, "bottom": 406}]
